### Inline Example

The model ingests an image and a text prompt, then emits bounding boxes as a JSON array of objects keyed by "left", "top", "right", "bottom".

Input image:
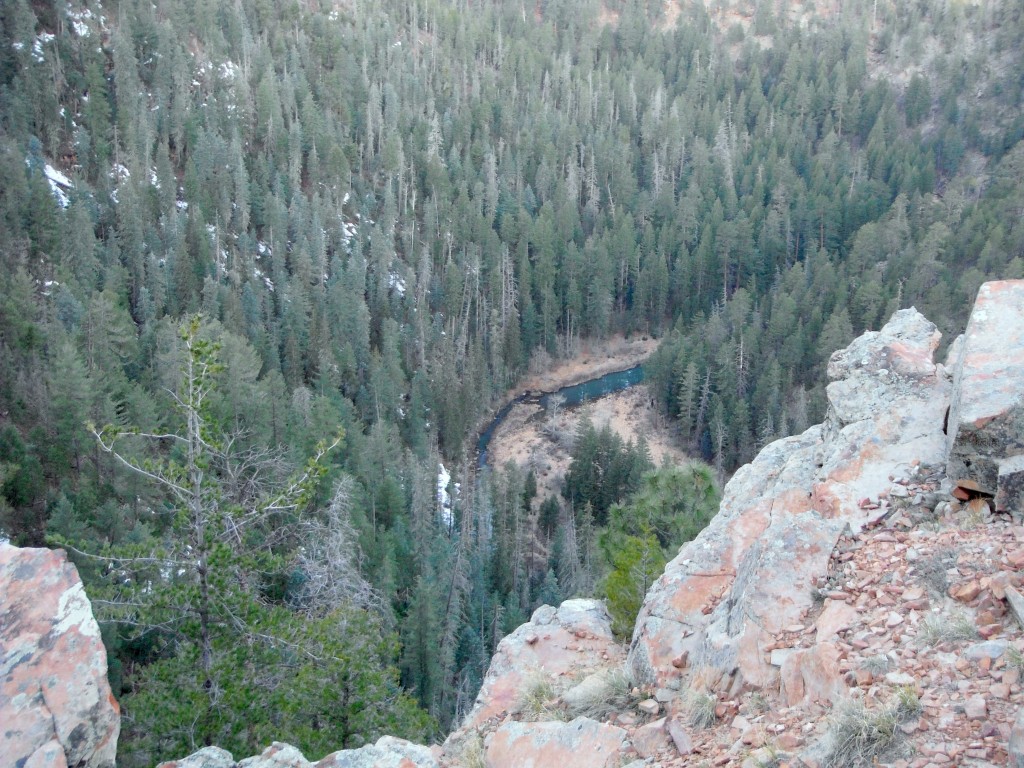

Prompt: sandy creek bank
[{"left": 485, "top": 336, "right": 692, "bottom": 505}]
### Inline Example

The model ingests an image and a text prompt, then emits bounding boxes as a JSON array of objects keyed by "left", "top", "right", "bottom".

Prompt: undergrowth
[{"left": 820, "top": 688, "right": 920, "bottom": 768}]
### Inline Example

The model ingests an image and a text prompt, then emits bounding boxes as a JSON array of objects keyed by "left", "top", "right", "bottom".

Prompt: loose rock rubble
[{"left": 516, "top": 499, "right": 1024, "bottom": 768}]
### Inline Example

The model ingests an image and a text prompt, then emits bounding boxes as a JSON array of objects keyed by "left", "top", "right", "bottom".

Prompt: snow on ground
[
  {"left": 67, "top": 6, "right": 94, "bottom": 37},
  {"left": 438, "top": 463, "right": 453, "bottom": 530},
  {"left": 44, "top": 163, "right": 72, "bottom": 208},
  {"left": 32, "top": 33, "right": 54, "bottom": 63}
]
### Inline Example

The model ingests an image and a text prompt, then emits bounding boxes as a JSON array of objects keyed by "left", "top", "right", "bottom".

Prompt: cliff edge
[{"left": 11, "top": 281, "right": 1024, "bottom": 768}]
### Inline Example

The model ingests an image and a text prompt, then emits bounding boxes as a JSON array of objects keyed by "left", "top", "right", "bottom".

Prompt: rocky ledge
[
  {"left": 629, "top": 305, "right": 952, "bottom": 694},
  {"left": 0, "top": 543, "right": 120, "bottom": 768}
]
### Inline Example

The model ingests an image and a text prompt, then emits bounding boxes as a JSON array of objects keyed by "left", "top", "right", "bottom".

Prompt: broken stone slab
[
  {"left": 816, "top": 600, "right": 859, "bottom": 642},
  {"left": 1010, "top": 706, "right": 1024, "bottom": 768},
  {"left": 167, "top": 737, "right": 442, "bottom": 768},
  {"left": 997, "top": 455, "right": 1024, "bottom": 516},
  {"left": 947, "top": 280, "right": 1024, "bottom": 496},
  {"left": 1005, "top": 585, "right": 1024, "bottom": 631},
  {"left": 965, "top": 640, "right": 1008, "bottom": 661},
  {"left": 779, "top": 643, "right": 848, "bottom": 707},
  {"left": 631, "top": 717, "right": 670, "bottom": 759},
  {"left": 666, "top": 719, "right": 693, "bottom": 756}
]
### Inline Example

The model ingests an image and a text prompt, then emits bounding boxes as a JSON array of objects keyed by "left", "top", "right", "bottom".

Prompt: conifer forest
[{"left": 1, "top": 0, "right": 1023, "bottom": 762}]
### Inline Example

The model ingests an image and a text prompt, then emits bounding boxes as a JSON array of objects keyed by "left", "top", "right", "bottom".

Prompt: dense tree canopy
[{"left": 1, "top": 0, "right": 1023, "bottom": 756}]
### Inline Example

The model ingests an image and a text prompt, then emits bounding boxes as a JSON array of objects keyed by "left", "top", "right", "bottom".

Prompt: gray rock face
[
  {"left": 627, "top": 309, "right": 951, "bottom": 692},
  {"left": 456, "top": 599, "right": 622, "bottom": 731},
  {"left": 157, "top": 746, "right": 237, "bottom": 768},
  {"left": 165, "top": 737, "right": 439, "bottom": 768},
  {"left": 1011, "top": 706, "right": 1024, "bottom": 768},
  {"left": 317, "top": 736, "right": 438, "bottom": 768},
  {"left": 237, "top": 743, "right": 313, "bottom": 768},
  {"left": 484, "top": 717, "right": 628, "bottom": 768},
  {"left": 946, "top": 280, "right": 1024, "bottom": 511},
  {"left": 0, "top": 544, "right": 121, "bottom": 768}
]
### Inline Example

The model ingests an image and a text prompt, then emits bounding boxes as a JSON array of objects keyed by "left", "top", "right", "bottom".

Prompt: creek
[{"left": 475, "top": 364, "right": 645, "bottom": 467}]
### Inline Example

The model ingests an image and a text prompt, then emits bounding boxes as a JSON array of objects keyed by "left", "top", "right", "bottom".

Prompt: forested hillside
[{"left": 1, "top": 0, "right": 1023, "bottom": 762}]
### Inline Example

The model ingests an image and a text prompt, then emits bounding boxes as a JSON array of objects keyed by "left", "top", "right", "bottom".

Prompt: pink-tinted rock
[
  {"left": 816, "top": 601, "right": 859, "bottom": 641},
  {"left": 628, "top": 310, "right": 949, "bottom": 693},
  {"left": 666, "top": 718, "right": 693, "bottom": 755},
  {"left": 779, "top": 643, "right": 847, "bottom": 707},
  {"left": 484, "top": 717, "right": 628, "bottom": 768},
  {"left": 237, "top": 742, "right": 312, "bottom": 768},
  {"left": 157, "top": 746, "right": 235, "bottom": 768},
  {"left": 24, "top": 739, "right": 70, "bottom": 768},
  {"left": 965, "top": 695, "right": 988, "bottom": 720},
  {"left": 631, "top": 717, "right": 670, "bottom": 759},
  {"left": 0, "top": 544, "right": 120, "bottom": 768},
  {"left": 947, "top": 280, "right": 1024, "bottom": 500},
  {"left": 317, "top": 736, "right": 438, "bottom": 768},
  {"left": 457, "top": 600, "right": 621, "bottom": 730}
]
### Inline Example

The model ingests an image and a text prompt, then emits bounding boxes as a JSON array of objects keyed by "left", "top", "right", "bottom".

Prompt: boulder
[
  {"left": 815, "top": 600, "right": 858, "bottom": 642},
  {"left": 165, "top": 737, "right": 440, "bottom": 768},
  {"left": 317, "top": 736, "right": 439, "bottom": 768},
  {"left": 238, "top": 743, "right": 312, "bottom": 768},
  {"left": 779, "top": 643, "right": 847, "bottom": 707},
  {"left": 0, "top": 543, "right": 120, "bottom": 768},
  {"left": 631, "top": 717, "right": 670, "bottom": 759},
  {"left": 157, "top": 747, "right": 237, "bottom": 768},
  {"left": 484, "top": 717, "right": 628, "bottom": 768},
  {"left": 455, "top": 599, "right": 622, "bottom": 730},
  {"left": 946, "top": 280, "right": 1024, "bottom": 506},
  {"left": 628, "top": 309, "right": 950, "bottom": 692}
]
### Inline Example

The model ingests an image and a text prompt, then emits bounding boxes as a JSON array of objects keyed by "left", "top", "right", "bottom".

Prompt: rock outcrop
[
  {"left": 483, "top": 717, "right": 628, "bottom": 768},
  {"left": 161, "top": 738, "right": 439, "bottom": 768},
  {"left": 627, "top": 308, "right": 951, "bottom": 693},
  {"left": 458, "top": 599, "right": 622, "bottom": 731},
  {"left": 0, "top": 543, "right": 121, "bottom": 768},
  {"left": 946, "top": 279, "right": 1024, "bottom": 513}
]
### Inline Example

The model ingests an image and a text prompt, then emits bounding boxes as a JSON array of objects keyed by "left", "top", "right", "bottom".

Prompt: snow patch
[
  {"left": 218, "top": 60, "right": 239, "bottom": 79},
  {"left": 68, "top": 5, "right": 94, "bottom": 37},
  {"left": 389, "top": 271, "right": 406, "bottom": 296},
  {"left": 32, "top": 33, "right": 54, "bottom": 63},
  {"left": 438, "top": 463, "right": 453, "bottom": 530},
  {"left": 44, "top": 163, "right": 72, "bottom": 208}
]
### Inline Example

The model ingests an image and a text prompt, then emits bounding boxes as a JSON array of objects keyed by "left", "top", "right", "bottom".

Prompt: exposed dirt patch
[{"left": 488, "top": 383, "right": 690, "bottom": 504}]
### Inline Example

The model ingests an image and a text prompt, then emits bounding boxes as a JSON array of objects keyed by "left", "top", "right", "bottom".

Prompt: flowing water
[{"left": 476, "top": 364, "right": 645, "bottom": 467}]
